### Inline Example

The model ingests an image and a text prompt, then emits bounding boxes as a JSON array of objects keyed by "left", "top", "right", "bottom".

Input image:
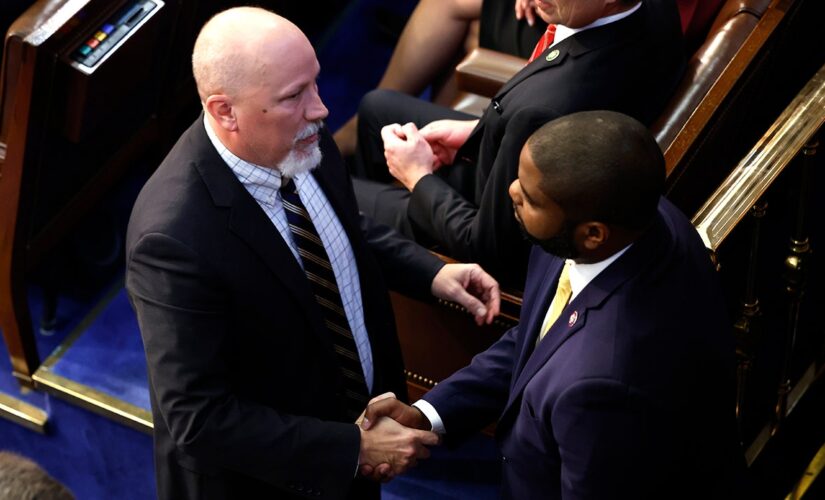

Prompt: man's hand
[
  {"left": 381, "top": 123, "right": 437, "bottom": 191},
  {"left": 361, "top": 396, "right": 431, "bottom": 432},
  {"left": 358, "top": 415, "right": 438, "bottom": 481},
  {"left": 359, "top": 396, "right": 434, "bottom": 481},
  {"left": 515, "top": 0, "right": 539, "bottom": 26},
  {"left": 431, "top": 264, "right": 501, "bottom": 326},
  {"left": 355, "top": 392, "right": 397, "bottom": 427},
  {"left": 419, "top": 119, "right": 478, "bottom": 168}
]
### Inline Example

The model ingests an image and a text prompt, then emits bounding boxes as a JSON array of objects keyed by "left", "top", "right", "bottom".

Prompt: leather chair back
[{"left": 653, "top": 0, "right": 773, "bottom": 162}]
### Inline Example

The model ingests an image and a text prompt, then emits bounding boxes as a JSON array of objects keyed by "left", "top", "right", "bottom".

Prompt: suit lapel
[
  {"left": 511, "top": 257, "right": 564, "bottom": 381},
  {"left": 465, "top": 8, "right": 644, "bottom": 161},
  {"left": 499, "top": 215, "right": 666, "bottom": 423},
  {"left": 225, "top": 191, "right": 318, "bottom": 312},
  {"left": 495, "top": 7, "right": 643, "bottom": 100},
  {"left": 188, "top": 119, "right": 326, "bottom": 337},
  {"left": 495, "top": 41, "right": 571, "bottom": 98}
]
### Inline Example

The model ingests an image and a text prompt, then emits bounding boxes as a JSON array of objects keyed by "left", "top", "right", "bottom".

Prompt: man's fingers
[
  {"left": 392, "top": 458, "right": 417, "bottom": 476},
  {"left": 463, "top": 265, "right": 501, "bottom": 325},
  {"left": 375, "top": 463, "right": 394, "bottom": 482},
  {"left": 415, "top": 429, "right": 441, "bottom": 447},
  {"left": 363, "top": 397, "right": 406, "bottom": 429},
  {"left": 401, "top": 122, "right": 421, "bottom": 140},
  {"left": 415, "top": 443, "right": 432, "bottom": 461},
  {"left": 360, "top": 463, "right": 393, "bottom": 483},
  {"left": 525, "top": 3, "right": 536, "bottom": 26},
  {"left": 368, "top": 392, "right": 396, "bottom": 405},
  {"left": 450, "top": 285, "right": 488, "bottom": 325},
  {"left": 360, "top": 392, "right": 396, "bottom": 428},
  {"left": 476, "top": 269, "right": 501, "bottom": 324},
  {"left": 380, "top": 124, "right": 405, "bottom": 145},
  {"left": 420, "top": 123, "right": 445, "bottom": 141}
]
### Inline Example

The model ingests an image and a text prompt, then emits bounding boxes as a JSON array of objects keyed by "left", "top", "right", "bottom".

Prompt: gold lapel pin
[{"left": 546, "top": 49, "right": 560, "bottom": 62}]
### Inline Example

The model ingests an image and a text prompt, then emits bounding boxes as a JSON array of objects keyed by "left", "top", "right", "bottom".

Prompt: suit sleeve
[
  {"left": 358, "top": 214, "right": 444, "bottom": 298},
  {"left": 422, "top": 325, "right": 520, "bottom": 444},
  {"left": 316, "top": 128, "right": 445, "bottom": 297},
  {"left": 406, "top": 107, "right": 560, "bottom": 275},
  {"left": 126, "top": 232, "right": 359, "bottom": 497},
  {"left": 551, "top": 378, "right": 668, "bottom": 500}
]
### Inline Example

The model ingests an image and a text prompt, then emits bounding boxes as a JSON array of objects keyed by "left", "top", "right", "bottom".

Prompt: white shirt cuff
[{"left": 412, "top": 400, "right": 446, "bottom": 434}]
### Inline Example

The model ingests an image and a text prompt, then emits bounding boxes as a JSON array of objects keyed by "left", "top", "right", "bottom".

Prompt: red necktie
[{"left": 528, "top": 24, "right": 557, "bottom": 62}]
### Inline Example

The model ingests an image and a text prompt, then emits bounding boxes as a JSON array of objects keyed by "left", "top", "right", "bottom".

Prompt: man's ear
[
  {"left": 580, "top": 222, "right": 610, "bottom": 251},
  {"left": 204, "top": 94, "right": 237, "bottom": 131}
]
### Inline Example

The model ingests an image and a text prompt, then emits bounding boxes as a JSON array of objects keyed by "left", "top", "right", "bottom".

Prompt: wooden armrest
[{"left": 455, "top": 47, "right": 527, "bottom": 98}]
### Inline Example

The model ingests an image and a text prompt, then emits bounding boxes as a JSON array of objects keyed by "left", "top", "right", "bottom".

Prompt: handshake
[{"left": 356, "top": 392, "right": 439, "bottom": 482}]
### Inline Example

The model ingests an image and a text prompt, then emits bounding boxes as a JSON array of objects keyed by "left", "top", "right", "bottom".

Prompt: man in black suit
[
  {"left": 125, "top": 7, "right": 499, "bottom": 499},
  {"left": 352, "top": 0, "right": 684, "bottom": 286}
]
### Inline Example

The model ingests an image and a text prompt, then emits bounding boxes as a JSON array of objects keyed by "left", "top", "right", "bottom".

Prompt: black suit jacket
[
  {"left": 126, "top": 118, "right": 443, "bottom": 499},
  {"left": 406, "top": 3, "right": 684, "bottom": 285}
]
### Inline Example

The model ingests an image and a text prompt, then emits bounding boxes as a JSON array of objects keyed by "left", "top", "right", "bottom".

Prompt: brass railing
[
  {"left": 691, "top": 61, "right": 825, "bottom": 466},
  {"left": 692, "top": 62, "right": 825, "bottom": 249}
]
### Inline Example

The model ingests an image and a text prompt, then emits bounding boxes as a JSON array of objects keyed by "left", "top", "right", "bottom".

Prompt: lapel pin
[
  {"left": 568, "top": 310, "right": 578, "bottom": 327},
  {"left": 546, "top": 49, "right": 560, "bottom": 62}
]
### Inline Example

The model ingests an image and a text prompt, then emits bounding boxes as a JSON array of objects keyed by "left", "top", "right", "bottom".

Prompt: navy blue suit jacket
[{"left": 424, "top": 198, "right": 740, "bottom": 499}]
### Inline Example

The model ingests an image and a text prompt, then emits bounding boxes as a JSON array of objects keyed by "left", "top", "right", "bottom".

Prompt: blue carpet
[
  {"left": 47, "top": 287, "right": 149, "bottom": 411},
  {"left": 0, "top": 282, "right": 107, "bottom": 409},
  {"left": 0, "top": 392, "right": 154, "bottom": 499},
  {"left": 383, "top": 433, "right": 501, "bottom": 499}
]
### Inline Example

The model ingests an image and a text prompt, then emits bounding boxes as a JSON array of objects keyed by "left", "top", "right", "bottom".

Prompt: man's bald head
[
  {"left": 527, "top": 110, "right": 664, "bottom": 231},
  {"left": 191, "top": 7, "right": 327, "bottom": 169},
  {"left": 192, "top": 7, "right": 306, "bottom": 102}
]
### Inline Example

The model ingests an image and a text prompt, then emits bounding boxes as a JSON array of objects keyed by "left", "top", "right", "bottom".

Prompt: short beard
[
  {"left": 517, "top": 215, "right": 579, "bottom": 260},
  {"left": 278, "top": 122, "right": 323, "bottom": 179}
]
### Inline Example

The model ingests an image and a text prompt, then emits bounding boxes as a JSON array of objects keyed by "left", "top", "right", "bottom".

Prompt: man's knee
[{"left": 359, "top": 89, "right": 398, "bottom": 119}]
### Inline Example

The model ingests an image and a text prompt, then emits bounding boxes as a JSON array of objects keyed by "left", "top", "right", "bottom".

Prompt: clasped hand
[
  {"left": 356, "top": 393, "right": 436, "bottom": 482},
  {"left": 380, "top": 119, "right": 477, "bottom": 191}
]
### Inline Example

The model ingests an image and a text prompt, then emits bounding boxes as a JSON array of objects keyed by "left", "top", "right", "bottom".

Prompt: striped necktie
[{"left": 280, "top": 178, "right": 369, "bottom": 419}]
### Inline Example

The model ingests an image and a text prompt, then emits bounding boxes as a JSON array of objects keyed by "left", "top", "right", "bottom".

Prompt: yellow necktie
[{"left": 539, "top": 262, "right": 572, "bottom": 342}]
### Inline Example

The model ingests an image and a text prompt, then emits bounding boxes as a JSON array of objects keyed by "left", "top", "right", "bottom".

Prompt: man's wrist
[
  {"left": 411, "top": 400, "right": 445, "bottom": 434},
  {"left": 356, "top": 426, "right": 366, "bottom": 469},
  {"left": 404, "top": 171, "right": 431, "bottom": 192}
]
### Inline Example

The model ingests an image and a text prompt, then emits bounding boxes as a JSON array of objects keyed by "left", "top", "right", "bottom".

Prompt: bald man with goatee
[{"left": 126, "top": 7, "right": 499, "bottom": 499}]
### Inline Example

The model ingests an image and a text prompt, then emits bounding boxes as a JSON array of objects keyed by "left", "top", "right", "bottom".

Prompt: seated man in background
[
  {"left": 333, "top": 0, "right": 549, "bottom": 157},
  {"left": 351, "top": 0, "right": 685, "bottom": 287},
  {"left": 333, "top": 0, "right": 722, "bottom": 157},
  {"left": 362, "top": 110, "right": 742, "bottom": 498},
  {"left": 126, "top": 7, "right": 500, "bottom": 500}
]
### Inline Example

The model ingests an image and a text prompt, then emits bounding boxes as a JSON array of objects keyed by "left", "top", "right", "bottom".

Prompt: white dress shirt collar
[
  {"left": 567, "top": 244, "right": 632, "bottom": 301},
  {"left": 202, "top": 114, "right": 312, "bottom": 199}
]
